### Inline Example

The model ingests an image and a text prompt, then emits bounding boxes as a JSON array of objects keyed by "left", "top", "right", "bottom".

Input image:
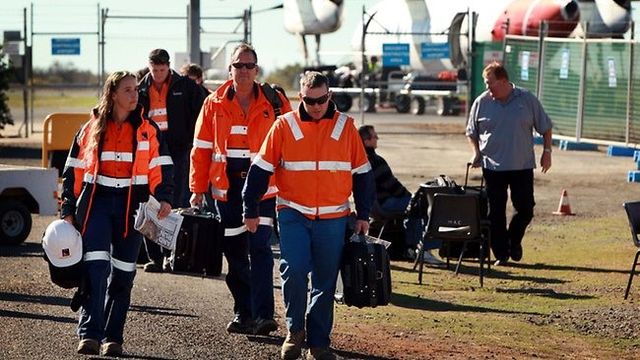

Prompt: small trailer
[{"left": 0, "top": 165, "right": 59, "bottom": 245}]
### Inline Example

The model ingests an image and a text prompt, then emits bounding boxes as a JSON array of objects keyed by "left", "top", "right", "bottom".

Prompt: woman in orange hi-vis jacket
[{"left": 60, "top": 71, "right": 173, "bottom": 357}]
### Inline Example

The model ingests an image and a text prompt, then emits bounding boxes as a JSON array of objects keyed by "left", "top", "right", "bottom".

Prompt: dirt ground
[{"left": 2, "top": 109, "right": 640, "bottom": 359}]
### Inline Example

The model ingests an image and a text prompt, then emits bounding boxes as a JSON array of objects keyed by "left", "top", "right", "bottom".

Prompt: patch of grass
[
  {"left": 7, "top": 88, "right": 98, "bottom": 110},
  {"left": 336, "top": 212, "right": 640, "bottom": 358}
]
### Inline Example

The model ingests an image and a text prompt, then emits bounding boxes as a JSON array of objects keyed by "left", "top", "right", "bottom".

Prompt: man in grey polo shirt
[{"left": 466, "top": 61, "right": 553, "bottom": 266}]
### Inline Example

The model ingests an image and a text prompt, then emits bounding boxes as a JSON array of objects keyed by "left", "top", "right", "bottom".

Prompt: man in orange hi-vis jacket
[{"left": 242, "top": 71, "right": 374, "bottom": 360}]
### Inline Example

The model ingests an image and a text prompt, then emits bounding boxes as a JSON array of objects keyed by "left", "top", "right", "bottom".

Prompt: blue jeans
[
  {"left": 78, "top": 191, "right": 142, "bottom": 344},
  {"left": 380, "top": 195, "right": 440, "bottom": 250},
  {"left": 278, "top": 208, "right": 346, "bottom": 348},
  {"left": 214, "top": 177, "right": 275, "bottom": 320}
]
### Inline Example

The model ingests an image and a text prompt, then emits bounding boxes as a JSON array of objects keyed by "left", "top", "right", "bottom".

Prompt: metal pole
[
  {"left": 100, "top": 8, "right": 107, "bottom": 94},
  {"left": 535, "top": 21, "right": 547, "bottom": 98},
  {"left": 501, "top": 19, "right": 510, "bottom": 65},
  {"left": 29, "top": 2, "right": 34, "bottom": 137},
  {"left": 467, "top": 10, "right": 476, "bottom": 117},
  {"left": 188, "top": 0, "right": 200, "bottom": 64},
  {"left": 625, "top": 21, "right": 634, "bottom": 144},
  {"left": 360, "top": 5, "right": 366, "bottom": 125},
  {"left": 22, "top": 7, "right": 28, "bottom": 138},
  {"left": 576, "top": 22, "right": 589, "bottom": 141}
]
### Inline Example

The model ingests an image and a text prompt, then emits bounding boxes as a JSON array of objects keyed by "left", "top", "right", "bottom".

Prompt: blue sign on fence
[
  {"left": 420, "top": 42, "right": 450, "bottom": 60},
  {"left": 51, "top": 38, "right": 80, "bottom": 55},
  {"left": 382, "top": 43, "right": 410, "bottom": 67}
]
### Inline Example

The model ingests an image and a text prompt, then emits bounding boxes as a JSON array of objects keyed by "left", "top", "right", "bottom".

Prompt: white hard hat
[{"left": 42, "top": 219, "right": 82, "bottom": 268}]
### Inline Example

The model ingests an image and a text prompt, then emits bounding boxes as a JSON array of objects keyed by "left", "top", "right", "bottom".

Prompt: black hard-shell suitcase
[
  {"left": 172, "top": 208, "right": 223, "bottom": 276},
  {"left": 340, "top": 235, "right": 392, "bottom": 308}
]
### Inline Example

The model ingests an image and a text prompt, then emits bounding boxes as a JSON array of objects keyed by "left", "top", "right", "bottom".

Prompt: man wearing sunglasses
[
  {"left": 190, "top": 43, "right": 292, "bottom": 336},
  {"left": 242, "top": 71, "right": 374, "bottom": 360}
]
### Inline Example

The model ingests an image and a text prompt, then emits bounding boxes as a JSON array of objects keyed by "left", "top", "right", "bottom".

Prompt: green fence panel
[
  {"left": 581, "top": 42, "right": 630, "bottom": 142},
  {"left": 539, "top": 41, "right": 582, "bottom": 138},
  {"left": 470, "top": 41, "right": 503, "bottom": 101},
  {"left": 631, "top": 44, "right": 640, "bottom": 144},
  {"left": 503, "top": 38, "right": 540, "bottom": 93}
]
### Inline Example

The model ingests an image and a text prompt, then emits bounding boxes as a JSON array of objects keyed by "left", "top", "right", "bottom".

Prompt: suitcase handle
[{"left": 465, "top": 162, "right": 484, "bottom": 188}]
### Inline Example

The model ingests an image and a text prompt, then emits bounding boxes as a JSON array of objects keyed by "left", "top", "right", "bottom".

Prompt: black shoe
[
  {"left": 494, "top": 258, "right": 510, "bottom": 266},
  {"left": 253, "top": 317, "right": 278, "bottom": 335},
  {"left": 510, "top": 243, "right": 523, "bottom": 262},
  {"left": 143, "top": 261, "right": 163, "bottom": 273},
  {"left": 226, "top": 315, "right": 254, "bottom": 334}
]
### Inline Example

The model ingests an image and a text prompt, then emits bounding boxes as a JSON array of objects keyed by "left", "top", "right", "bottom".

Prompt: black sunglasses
[
  {"left": 231, "top": 62, "right": 257, "bottom": 69},
  {"left": 302, "top": 93, "right": 330, "bottom": 106}
]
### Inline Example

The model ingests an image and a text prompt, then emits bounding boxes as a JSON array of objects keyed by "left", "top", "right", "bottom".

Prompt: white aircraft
[
  {"left": 348, "top": 0, "right": 631, "bottom": 74},
  {"left": 282, "top": 0, "right": 345, "bottom": 66}
]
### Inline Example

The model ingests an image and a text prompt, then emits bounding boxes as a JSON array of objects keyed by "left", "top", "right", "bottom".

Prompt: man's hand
[
  {"left": 156, "top": 201, "right": 172, "bottom": 219},
  {"left": 469, "top": 153, "right": 482, "bottom": 168},
  {"left": 354, "top": 219, "right": 369, "bottom": 235},
  {"left": 243, "top": 217, "right": 260, "bottom": 233},
  {"left": 540, "top": 152, "right": 552, "bottom": 173},
  {"left": 190, "top": 193, "right": 204, "bottom": 208}
]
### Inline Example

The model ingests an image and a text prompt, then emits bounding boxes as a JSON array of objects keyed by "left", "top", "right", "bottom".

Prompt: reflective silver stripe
[
  {"left": 210, "top": 186, "right": 227, "bottom": 198},
  {"left": 283, "top": 113, "right": 304, "bottom": 141},
  {"left": 318, "top": 161, "right": 351, "bottom": 171},
  {"left": 227, "top": 149, "right": 251, "bottom": 158},
  {"left": 213, "top": 153, "right": 226, "bottom": 163},
  {"left": 84, "top": 173, "right": 95, "bottom": 183},
  {"left": 318, "top": 202, "right": 350, "bottom": 215},
  {"left": 149, "top": 155, "right": 173, "bottom": 169},
  {"left": 194, "top": 139, "right": 213, "bottom": 149},
  {"left": 95, "top": 175, "right": 131, "bottom": 187},
  {"left": 156, "top": 121, "right": 168, "bottom": 131},
  {"left": 230, "top": 125, "right": 248, "bottom": 135},
  {"left": 277, "top": 197, "right": 316, "bottom": 215},
  {"left": 148, "top": 108, "right": 167, "bottom": 117},
  {"left": 111, "top": 257, "right": 136, "bottom": 272},
  {"left": 100, "top": 151, "right": 133, "bottom": 162},
  {"left": 282, "top": 161, "right": 316, "bottom": 171},
  {"left": 352, "top": 161, "right": 372, "bottom": 174},
  {"left": 65, "top": 157, "right": 85, "bottom": 169},
  {"left": 138, "top": 141, "right": 150, "bottom": 150},
  {"left": 224, "top": 216, "right": 274, "bottom": 236},
  {"left": 84, "top": 251, "right": 110, "bottom": 262},
  {"left": 331, "top": 113, "right": 348, "bottom": 141},
  {"left": 225, "top": 225, "right": 247, "bottom": 237},
  {"left": 265, "top": 185, "right": 278, "bottom": 196},
  {"left": 132, "top": 175, "right": 149, "bottom": 185},
  {"left": 253, "top": 155, "right": 275, "bottom": 172},
  {"left": 277, "top": 197, "right": 350, "bottom": 216},
  {"left": 250, "top": 152, "right": 258, "bottom": 161}
]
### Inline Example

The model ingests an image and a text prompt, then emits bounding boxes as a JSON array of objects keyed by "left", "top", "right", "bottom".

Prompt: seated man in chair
[{"left": 358, "top": 125, "right": 443, "bottom": 264}]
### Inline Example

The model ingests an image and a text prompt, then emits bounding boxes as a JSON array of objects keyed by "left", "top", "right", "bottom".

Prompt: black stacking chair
[
  {"left": 623, "top": 201, "right": 640, "bottom": 299},
  {"left": 414, "top": 193, "right": 490, "bottom": 287}
]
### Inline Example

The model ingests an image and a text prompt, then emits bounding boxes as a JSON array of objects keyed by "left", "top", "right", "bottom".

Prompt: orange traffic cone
[{"left": 553, "top": 189, "right": 575, "bottom": 215}]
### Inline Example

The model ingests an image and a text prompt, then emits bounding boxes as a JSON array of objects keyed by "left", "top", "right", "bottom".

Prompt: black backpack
[{"left": 260, "top": 82, "right": 283, "bottom": 119}]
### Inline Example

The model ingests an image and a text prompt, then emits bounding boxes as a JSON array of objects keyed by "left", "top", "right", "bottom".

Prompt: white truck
[{"left": 0, "top": 165, "right": 59, "bottom": 245}]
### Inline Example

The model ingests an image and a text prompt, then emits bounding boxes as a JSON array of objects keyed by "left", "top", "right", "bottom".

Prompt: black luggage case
[
  {"left": 172, "top": 208, "right": 223, "bottom": 276},
  {"left": 340, "top": 235, "right": 392, "bottom": 308}
]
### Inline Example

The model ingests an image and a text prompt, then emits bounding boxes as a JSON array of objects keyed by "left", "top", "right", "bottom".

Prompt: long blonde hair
[{"left": 88, "top": 71, "right": 136, "bottom": 154}]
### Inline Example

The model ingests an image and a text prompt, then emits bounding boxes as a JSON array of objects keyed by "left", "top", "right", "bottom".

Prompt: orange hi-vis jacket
[
  {"left": 60, "top": 106, "right": 174, "bottom": 237},
  {"left": 190, "top": 80, "right": 291, "bottom": 201},
  {"left": 252, "top": 110, "right": 371, "bottom": 219}
]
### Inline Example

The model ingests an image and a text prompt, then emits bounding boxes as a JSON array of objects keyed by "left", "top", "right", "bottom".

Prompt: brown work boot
[
  {"left": 100, "top": 341, "right": 123, "bottom": 357},
  {"left": 281, "top": 330, "right": 305, "bottom": 360},
  {"left": 306, "top": 347, "right": 337, "bottom": 360},
  {"left": 76, "top": 338, "right": 100, "bottom": 355}
]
